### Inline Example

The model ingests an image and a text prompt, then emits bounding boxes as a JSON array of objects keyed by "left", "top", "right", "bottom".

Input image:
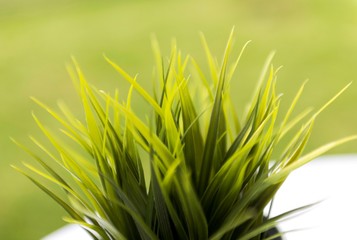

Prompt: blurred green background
[{"left": 1, "top": 0, "right": 357, "bottom": 239}]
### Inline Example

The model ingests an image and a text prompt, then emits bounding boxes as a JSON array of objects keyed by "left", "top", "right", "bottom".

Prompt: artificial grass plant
[{"left": 13, "top": 29, "right": 356, "bottom": 240}]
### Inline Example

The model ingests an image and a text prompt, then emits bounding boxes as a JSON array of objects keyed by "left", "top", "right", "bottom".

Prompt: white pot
[{"left": 43, "top": 155, "right": 357, "bottom": 240}]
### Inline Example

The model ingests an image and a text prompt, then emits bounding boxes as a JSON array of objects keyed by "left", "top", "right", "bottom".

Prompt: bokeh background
[{"left": 1, "top": 0, "right": 357, "bottom": 239}]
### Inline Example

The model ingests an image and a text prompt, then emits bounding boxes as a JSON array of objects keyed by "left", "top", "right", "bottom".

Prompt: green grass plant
[{"left": 14, "top": 29, "right": 356, "bottom": 239}]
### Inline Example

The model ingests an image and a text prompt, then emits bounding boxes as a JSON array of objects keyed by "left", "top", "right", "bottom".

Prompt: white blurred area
[
  {"left": 42, "top": 224, "right": 92, "bottom": 240},
  {"left": 43, "top": 155, "right": 357, "bottom": 240},
  {"left": 272, "top": 155, "right": 357, "bottom": 240}
]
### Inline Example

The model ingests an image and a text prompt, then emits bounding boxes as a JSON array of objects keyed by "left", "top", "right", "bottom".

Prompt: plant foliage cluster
[{"left": 14, "top": 30, "right": 355, "bottom": 239}]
